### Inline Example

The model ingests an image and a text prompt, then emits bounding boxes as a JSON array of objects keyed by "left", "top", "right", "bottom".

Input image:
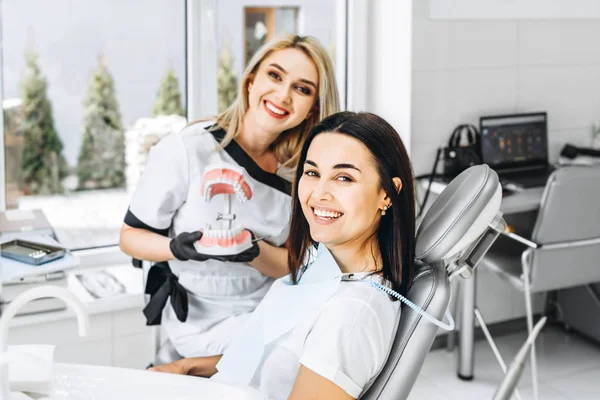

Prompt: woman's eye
[
  {"left": 268, "top": 71, "right": 281, "bottom": 81},
  {"left": 304, "top": 170, "right": 319, "bottom": 177},
  {"left": 296, "top": 86, "right": 311, "bottom": 95},
  {"left": 336, "top": 175, "right": 353, "bottom": 183}
]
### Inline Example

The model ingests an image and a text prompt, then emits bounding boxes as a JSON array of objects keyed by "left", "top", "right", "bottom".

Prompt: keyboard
[{"left": 499, "top": 168, "right": 554, "bottom": 189}]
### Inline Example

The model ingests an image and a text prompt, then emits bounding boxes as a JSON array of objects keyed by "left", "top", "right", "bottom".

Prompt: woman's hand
[
  {"left": 148, "top": 359, "right": 189, "bottom": 375},
  {"left": 170, "top": 231, "right": 261, "bottom": 263},
  {"left": 249, "top": 240, "right": 289, "bottom": 278},
  {"left": 149, "top": 355, "right": 222, "bottom": 378}
]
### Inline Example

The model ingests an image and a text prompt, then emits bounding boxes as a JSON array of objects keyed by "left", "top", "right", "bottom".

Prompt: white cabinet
[
  {"left": 4, "top": 263, "right": 156, "bottom": 369},
  {"left": 7, "top": 301, "right": 155, "bottom": 369}
]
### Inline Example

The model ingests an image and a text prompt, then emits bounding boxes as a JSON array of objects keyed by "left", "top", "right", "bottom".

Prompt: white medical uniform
[
  {"left": 214, "top": 245, "right": 402, "bottom": 399},
  {"left": 125, "top": 121, "right": 292, "bottom": 359}
]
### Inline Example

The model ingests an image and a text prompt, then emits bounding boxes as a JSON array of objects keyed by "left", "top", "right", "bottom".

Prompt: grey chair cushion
[
  {"left": 416, "top": 165, "right": 500, "bottom": 263},
  {"left": 532, "top": 166, "right": 600, "bottom": 244},
  {"left": 360, "top": 260, "right": 450, "bottom": 400}
]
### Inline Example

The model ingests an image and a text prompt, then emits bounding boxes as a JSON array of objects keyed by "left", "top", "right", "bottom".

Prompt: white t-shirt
[{"left": 216, "top": 276, "right": 401, "bottom": 399}]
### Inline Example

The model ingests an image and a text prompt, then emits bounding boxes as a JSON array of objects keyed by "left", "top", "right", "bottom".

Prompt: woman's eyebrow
[
  {"left": 333, "top": 163, "right": 361, "bottom": 172},
  {"left": 305, "top": 160, "right": 361, "bottom": 173},
  {"left": 269, "top": 63, "right": 317, "bottom": 90}
]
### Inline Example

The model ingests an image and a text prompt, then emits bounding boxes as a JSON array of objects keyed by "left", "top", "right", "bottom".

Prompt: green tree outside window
[
  {"left": 218, "top": 38, "right": 238, "bottom": 113},
  {"left": 76, "top": 54, "right": 125, "bottom": 190},
  {"left": 153, "top": 68, "right": 185, "bottom": 117},
  {"left": 19, "top": 48, "right": 68, "bottom": 195}
]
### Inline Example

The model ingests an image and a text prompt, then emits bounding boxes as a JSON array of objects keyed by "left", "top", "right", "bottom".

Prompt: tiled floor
[{"left": 409, "top": 325, "right": 600, "bottom": 399}]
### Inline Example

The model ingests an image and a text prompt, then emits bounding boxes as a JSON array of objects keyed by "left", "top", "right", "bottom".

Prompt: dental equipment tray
[{"left": 0, "top": 239, "right": 67, "bottom": 266}]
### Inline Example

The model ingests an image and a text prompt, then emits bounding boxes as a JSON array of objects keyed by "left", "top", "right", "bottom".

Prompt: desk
[
  {"left": 418, "top": 179, "right": 545, "bottom": 380},
  {"left": 423, "top": 180, "right": 544, "bottom": 215}
]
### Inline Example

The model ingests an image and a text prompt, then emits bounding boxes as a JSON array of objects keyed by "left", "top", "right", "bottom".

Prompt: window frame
[{"left": 0, "top": 3, "right": 6, "bottom": 212}]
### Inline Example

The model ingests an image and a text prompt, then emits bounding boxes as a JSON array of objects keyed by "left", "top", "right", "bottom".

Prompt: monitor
[{"left": 479, "top": 112, "right": 548, "bottom": 171}]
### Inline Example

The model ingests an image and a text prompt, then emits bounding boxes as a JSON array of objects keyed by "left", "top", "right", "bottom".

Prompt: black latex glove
[
  {"left": 169, "top": 231, "right": 260, "bottom": 263},
  {"left": 170, "top": 231, "right": 210, "bottom": 262}
]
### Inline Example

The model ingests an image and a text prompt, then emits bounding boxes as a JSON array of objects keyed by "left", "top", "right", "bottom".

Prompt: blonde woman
[{"left": 119, "top": 35, "right": 340, "bottom": 364}]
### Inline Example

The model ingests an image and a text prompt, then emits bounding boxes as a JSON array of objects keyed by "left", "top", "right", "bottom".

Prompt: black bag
[{"left": 443, "top": 124, "right": 481, "bottom": 178}]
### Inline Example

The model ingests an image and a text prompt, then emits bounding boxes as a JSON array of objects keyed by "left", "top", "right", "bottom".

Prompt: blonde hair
[{"left": 193, "top": 34, "right": 340, "bottom": 169}]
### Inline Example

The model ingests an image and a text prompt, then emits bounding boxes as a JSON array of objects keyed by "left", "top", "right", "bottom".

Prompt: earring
[{"left": 381, "top": 205, "right": 389, "bottom": 216}]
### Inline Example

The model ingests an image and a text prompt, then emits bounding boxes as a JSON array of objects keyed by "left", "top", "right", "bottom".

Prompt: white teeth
[
  {"left": 235, "top": 187, "right": 248, "bottom": 203},
  {"left": 314, "top": 208, "right": 342, "bottom": 218},
  {"left": 266, "top": 101, "right": 286, "bottom": 115},
  {"left": 204, "top": 227, "right": 242, "bottom": 239}
]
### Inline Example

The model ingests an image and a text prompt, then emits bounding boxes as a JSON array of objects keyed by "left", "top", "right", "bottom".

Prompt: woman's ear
[
  {"left": 379, "top": 178, "right": 403, "bottom": 211},
  {"left": 392, "top": 177, "right": 403, "bottom": 194}
]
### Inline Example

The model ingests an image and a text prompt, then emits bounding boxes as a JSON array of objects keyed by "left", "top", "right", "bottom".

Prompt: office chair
[
  {"left": 362, "top": 164, "right": 507, "bottom": 399},
  {"left": 478, "top": 166, "right": 600, "bottom": 400}
]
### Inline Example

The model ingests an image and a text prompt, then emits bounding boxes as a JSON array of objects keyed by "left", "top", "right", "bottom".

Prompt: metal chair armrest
[{"left": 501, "top": 231, "right": 539, "bottom": 249}]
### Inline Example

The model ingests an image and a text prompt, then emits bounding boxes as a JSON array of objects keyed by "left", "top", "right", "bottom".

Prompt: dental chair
[{"left": 362, "top": 164, "right": 542, "bottom": 400}]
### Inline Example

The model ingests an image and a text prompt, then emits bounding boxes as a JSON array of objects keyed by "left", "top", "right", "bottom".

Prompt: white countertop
[{"left": 5, "top": 263, "right": 145, "bottom": 328}]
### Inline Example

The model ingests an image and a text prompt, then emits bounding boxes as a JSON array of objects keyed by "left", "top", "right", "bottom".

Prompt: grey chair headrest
[{"left": 416, "top": 165, "right": 501, "bottom": 263}]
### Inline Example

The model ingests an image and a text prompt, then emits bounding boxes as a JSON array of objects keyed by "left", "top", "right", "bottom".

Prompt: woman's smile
[
  {"left": 263, "top": 100, "right": 289, "bottom": 119},
  {"left": 311, "top": 206, "right": 344, "bottom": 225}
]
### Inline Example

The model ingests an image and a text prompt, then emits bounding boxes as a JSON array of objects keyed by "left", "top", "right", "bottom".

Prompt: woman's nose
[
  {"left": 311, "top": 180, "right": 333, "bottom": 201},
  {"left": 280, "top": 85, "right": 292, "bottom": 104}
]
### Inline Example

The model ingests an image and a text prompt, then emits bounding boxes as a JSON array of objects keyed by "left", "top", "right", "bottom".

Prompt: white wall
[
  {"left": 410, "top": 0, "right": 600, "bottom": 175},
  {"left": 362, "top": 0, "right": 597, "bottom": 325},
  {"left": 365, "top": 0, "right": 413, "bottom": 152}
]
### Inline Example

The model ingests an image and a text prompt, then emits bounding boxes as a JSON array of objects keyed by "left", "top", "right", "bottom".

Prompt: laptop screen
[{"left": 480, "top": 112, "right": 548, "bottom": 171}]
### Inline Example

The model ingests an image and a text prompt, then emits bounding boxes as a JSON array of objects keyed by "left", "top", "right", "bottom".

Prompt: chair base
[{"left": 457, "top": 373, "right": 474, "bottom": 381}]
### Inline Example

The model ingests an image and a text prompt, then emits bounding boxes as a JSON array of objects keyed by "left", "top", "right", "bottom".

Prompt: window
[
  {"left": 244, "top": 7, "right": 299, "bottom": 65},
  {"left": 1, "top": 0, "right": 187, "bottom": 250},
  {"left": 1, "top": 0, "right": 347, "bottom": 252}
]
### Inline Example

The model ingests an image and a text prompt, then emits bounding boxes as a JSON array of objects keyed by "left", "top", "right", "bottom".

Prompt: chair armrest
[{"left": 500, "top": 231, "right": 539, "bottom": 249}]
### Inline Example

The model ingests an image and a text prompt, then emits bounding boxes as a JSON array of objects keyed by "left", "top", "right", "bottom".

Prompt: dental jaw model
[{"left": 196, "top": 164, "right": 255, "bottom": 256}]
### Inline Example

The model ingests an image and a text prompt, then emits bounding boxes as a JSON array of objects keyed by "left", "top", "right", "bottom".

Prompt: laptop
[{"left": 479, "top": 112, "right": 554, "bottom": 189}]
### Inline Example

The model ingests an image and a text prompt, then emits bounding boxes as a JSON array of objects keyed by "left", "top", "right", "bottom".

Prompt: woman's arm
[
  {"left": 119, "top": 223, "right": 175, "bottom": 262},
  {"left": 288, "top": 365, "right": 354, "bottom": 400},
  {"left": 149, "top": 355, "right": 222, "bottom": 378},
  {"left": 249, "top": 240, "right": 289, "bottom": 278}
]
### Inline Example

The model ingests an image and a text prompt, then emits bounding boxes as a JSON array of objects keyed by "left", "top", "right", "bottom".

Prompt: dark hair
[{"left": 287, "top": 111, "right": 416, "bottom": 296}]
